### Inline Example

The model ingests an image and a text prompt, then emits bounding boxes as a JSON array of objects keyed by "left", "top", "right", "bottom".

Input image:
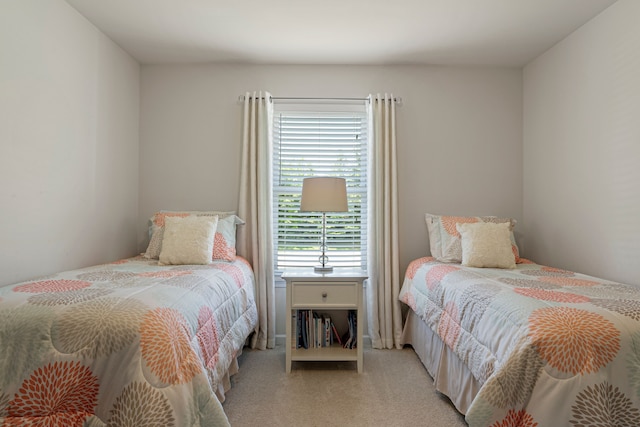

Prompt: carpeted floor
[{"left": 222, "top": 344, "right": 468, "bottom": 427}]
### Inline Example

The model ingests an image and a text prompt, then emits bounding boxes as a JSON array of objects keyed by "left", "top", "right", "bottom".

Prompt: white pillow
[
  {"left": 456, "top": 222, "right": 516, "bottom": 269},
  {"left": 158, "top": 216, "right": 218, "bottom": 265}
]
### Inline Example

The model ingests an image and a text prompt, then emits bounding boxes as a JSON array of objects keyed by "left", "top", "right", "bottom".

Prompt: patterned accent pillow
[
  {"left": 158, "top": 216, "right": 218, "bottom": 265},
  {"left": 212, "top": 215, "right": 245, "bottom": 262},
  {"left": 425, "top": 213, "right": 521, "bottom": 263},
  {"left": 456, "top": 222, "right": 516, "bottom": 269},
  {"left": 144, "top": 211, "right": 237, "bottom": 260}
]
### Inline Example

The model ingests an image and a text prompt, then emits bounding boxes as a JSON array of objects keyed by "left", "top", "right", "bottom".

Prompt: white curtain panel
[
  {"left": 367, "top": 93, "right": 403, "bottom": 349},
  {"left": 237, "top": 91, "right": 276, "bottom": 350}
]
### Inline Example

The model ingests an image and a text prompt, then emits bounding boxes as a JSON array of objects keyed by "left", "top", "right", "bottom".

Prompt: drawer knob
[{"left": 322, "top": 292, "right": 328, "bottom": 298}]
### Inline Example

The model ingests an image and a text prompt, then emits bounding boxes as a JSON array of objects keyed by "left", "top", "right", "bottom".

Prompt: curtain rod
[{"left": 237, "top": 95, "right": 402, "bottom": 105}]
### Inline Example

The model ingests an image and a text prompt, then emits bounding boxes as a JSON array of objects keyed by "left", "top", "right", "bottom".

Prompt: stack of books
[{"left": 294, "top": 310, "right": 353, "bottom": 349}]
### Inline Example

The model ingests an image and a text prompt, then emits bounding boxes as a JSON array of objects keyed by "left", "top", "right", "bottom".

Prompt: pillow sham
[
  {"left": 144, "top": 210, "right": 236, "bottom": 260},
  {"left": 212, "top": 214, "right": 245, "bottom": 262},
  {"left": 425, "top": 213, "right": 521, "bottom": 263},
  {"left": 457, "top": 222, "right": 516, "bottom": 269},
  {"left": 158, "top": 216, "right": 218, "bottom": 265}
]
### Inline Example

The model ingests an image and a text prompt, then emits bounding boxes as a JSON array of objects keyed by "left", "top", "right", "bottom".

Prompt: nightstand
[{"left": 284, "top": 268, "right": 367, "bottom": 373}]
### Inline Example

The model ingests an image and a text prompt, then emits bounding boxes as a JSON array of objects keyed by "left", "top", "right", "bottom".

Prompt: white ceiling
[{"left": 64, "top": 0, "right": 617, "bottom": 67}]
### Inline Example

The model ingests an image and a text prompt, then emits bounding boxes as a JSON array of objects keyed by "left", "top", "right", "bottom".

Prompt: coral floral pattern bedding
[
  {"left": 0, "top": 256, "right": 258, "bottom": 427},
  {"left": 399, "top": 257, "right": 640, "bottom": 427}
]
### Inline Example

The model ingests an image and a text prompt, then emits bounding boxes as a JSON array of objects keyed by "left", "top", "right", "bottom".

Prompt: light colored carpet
[{"left": 222, "top": 344, "right": 468, "bottom": 427}]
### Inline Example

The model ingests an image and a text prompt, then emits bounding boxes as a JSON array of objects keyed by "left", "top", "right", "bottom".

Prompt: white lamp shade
[{"left": 300, "top": 177, "right": 348, "bottom": 212}]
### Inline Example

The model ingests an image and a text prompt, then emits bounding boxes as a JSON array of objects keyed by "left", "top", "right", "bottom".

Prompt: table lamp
[{"left": 300, "top": 177, "right": 348, "bottom": 273}]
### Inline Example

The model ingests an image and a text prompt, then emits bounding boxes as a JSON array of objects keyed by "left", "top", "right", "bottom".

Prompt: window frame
[{"left": 272, "top": 101, "right": 369, "bottom": 273}]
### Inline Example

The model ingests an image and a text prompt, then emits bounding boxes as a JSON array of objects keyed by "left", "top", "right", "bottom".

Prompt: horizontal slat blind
[{"left": 273, "top": 109, "right": 368, "bottom": 270}]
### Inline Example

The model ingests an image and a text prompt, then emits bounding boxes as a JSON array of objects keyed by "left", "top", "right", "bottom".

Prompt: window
[{"left": 272, "top": 101, "right": 368, "bottom": 271}]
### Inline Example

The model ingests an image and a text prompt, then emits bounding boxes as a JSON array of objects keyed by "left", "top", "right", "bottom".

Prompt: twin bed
[
  {"left": 0, "top": 211, "right": 258, "bottom": 426},
  {"left": 399, "top": 214, "right": 640, "bottom": 426}
]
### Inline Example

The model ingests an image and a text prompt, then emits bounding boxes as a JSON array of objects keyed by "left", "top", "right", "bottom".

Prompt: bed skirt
[
  {"left": 400, "top": 310, "right": 481, "bottom": 416},
  {"left": 215, "top": 350, "right": 241, "bottom": 403}
]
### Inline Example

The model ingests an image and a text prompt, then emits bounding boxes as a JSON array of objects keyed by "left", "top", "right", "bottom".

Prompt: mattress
[
  {"left": 399, "top": 256, "right": 640, "bottom": 426},
  {"left": 0, "top": 255, "right": 258, "bottom": 426}
]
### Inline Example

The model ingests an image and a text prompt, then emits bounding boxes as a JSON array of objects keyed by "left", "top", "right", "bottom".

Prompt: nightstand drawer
[{"left": 292, "top": 283, "right": 358, "bottom": 307}]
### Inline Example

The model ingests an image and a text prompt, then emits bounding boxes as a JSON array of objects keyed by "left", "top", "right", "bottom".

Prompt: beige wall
[
  {"left": 523, "top": 0, "right": 640, "bottom": 286},
  {"left": 140, "top": 64, "right": 523, "bottom": 335},
  {"left": 0, "top": 0, "right": 140, "bottom": 286}
]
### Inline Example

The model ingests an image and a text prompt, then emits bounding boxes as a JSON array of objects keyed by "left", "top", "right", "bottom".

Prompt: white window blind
[{"left": 273, "top": 104, "right": 368, "bottom": 270}]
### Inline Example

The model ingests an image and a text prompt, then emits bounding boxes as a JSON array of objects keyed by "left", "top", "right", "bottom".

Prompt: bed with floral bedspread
[
  {"left": 0, "top": 255, "right": 257, "bottom": 426},
  {"left": 399, "top": 256, "right": 640, "bottom": 427}
]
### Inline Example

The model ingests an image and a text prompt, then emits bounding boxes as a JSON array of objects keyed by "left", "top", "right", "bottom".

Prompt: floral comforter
[
  {"left": 399, "top": 257, "right": 640, "bottom": 427},
  {"left": 0, "top": 256, "right": 258, "bottom": 426}
]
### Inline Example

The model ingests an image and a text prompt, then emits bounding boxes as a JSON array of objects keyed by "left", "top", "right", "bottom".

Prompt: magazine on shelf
[
  {"left": 342, "top": 310, "right": 357, "bottom": 349},
  {"left": 331, "top": 322, "right": 343, "bottom": 346}
]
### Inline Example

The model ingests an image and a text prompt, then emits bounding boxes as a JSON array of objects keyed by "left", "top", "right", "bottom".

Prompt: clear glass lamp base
[{"left": 315, "top": 250, "right": 332, "bottom": 273}]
